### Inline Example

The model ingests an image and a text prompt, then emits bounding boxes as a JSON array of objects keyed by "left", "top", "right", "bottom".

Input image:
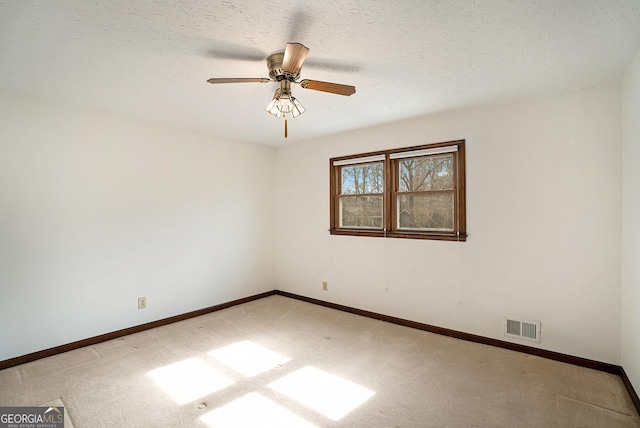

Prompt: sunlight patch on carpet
[
  {"left": 200, "top": 392, "right": 317, "bottom": 428},
  {"left": 208, "top": 340, "right": 291, "bottom": 377},
  {"left": 147, "top": 358, "right": 233, "bottom": 405},
  {"left": 268, "top": 366, "right": 375, "bottom": 421}
]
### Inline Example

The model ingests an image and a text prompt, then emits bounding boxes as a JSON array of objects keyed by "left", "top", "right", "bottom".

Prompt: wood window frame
[{"left": 330, "top": 140, "right": 466, "bottom": 242}]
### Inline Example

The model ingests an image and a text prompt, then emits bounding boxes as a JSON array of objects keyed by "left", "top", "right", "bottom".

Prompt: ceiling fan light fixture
[{"left": 265, "top": 83, "right": 305, "bottom": 119}]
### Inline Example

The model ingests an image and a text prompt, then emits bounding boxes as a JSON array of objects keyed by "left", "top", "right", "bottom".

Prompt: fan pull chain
[{"left": 284, "top": 119, "right": 288, "bottom": 138}]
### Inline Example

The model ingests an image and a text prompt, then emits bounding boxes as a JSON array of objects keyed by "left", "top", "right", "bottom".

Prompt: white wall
[
  {"left": 622, "top": 47, "right": 640, "bottom": 392},
  {"left": 0, "top": 90, "right": 275, "bottom": 361},
  {"left": 275, "top": 85, "right": 622, "bottom": 364}
]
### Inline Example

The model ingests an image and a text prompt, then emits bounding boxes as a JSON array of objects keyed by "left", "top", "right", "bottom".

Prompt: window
[{"left": 330, "top": 140, "right": 466, "bottom": 241}]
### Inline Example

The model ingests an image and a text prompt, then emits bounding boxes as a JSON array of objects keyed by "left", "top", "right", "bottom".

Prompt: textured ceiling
[{"left": 1, "top": 0, "right": 639, "bottom": 146}]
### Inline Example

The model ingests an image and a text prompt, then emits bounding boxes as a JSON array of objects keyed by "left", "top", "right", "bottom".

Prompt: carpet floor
[{"left": 1, "top": 295, "right": 638, "bottom": 427}]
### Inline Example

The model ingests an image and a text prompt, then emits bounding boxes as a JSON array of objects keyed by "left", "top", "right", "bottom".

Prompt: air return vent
[{"left": 503, "top": 317, "right": 541, "bottom": 343}]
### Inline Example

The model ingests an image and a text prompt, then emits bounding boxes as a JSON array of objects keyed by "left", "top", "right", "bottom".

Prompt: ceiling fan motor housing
[{"left": 267, "top": 52, "right": 299, "bottom": 81}]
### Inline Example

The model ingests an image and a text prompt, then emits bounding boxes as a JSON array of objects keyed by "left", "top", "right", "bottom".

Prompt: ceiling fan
[{"left": 207, "top": 42, "right": 356, "bottom": 137}]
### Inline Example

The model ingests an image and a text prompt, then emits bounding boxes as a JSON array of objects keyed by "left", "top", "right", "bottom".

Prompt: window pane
[
  {"left": 341, "top": 163, "right": 384, "bottom": 195},
  {"left": 397, "top": 193, "right": 454, "bottom": 231},
  {"left": 399, "top": 154, "right": 453, "bottom": 192},
  {"left": 339, "top": 196, "right": 383, "bottom": 228}
]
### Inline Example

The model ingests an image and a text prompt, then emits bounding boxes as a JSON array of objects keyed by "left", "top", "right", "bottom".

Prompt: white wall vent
[{"left": 503, "top": 317, "right": 541, "bottom": 343}]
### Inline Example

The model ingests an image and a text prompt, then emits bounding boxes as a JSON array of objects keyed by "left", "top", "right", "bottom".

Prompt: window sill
[{"left": 329, "top": 229, "right": 467, "bottom": 242}]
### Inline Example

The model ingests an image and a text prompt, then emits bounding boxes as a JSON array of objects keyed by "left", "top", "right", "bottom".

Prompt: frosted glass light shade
[{"left": 266, "top": 89, "right": 305, "bottom": 118}]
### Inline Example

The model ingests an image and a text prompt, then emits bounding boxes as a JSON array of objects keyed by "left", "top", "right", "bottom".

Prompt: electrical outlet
[
  {"left": 322, "top": 281, "right": 328, "bottom": 291},
  {"left": 138, "top": 297, "right": 146, "bottom": 309}
]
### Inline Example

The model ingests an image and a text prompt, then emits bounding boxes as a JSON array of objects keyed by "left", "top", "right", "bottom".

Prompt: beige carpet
[{"left": 1, "top": 295, "right": 638, "bottom": 427}]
